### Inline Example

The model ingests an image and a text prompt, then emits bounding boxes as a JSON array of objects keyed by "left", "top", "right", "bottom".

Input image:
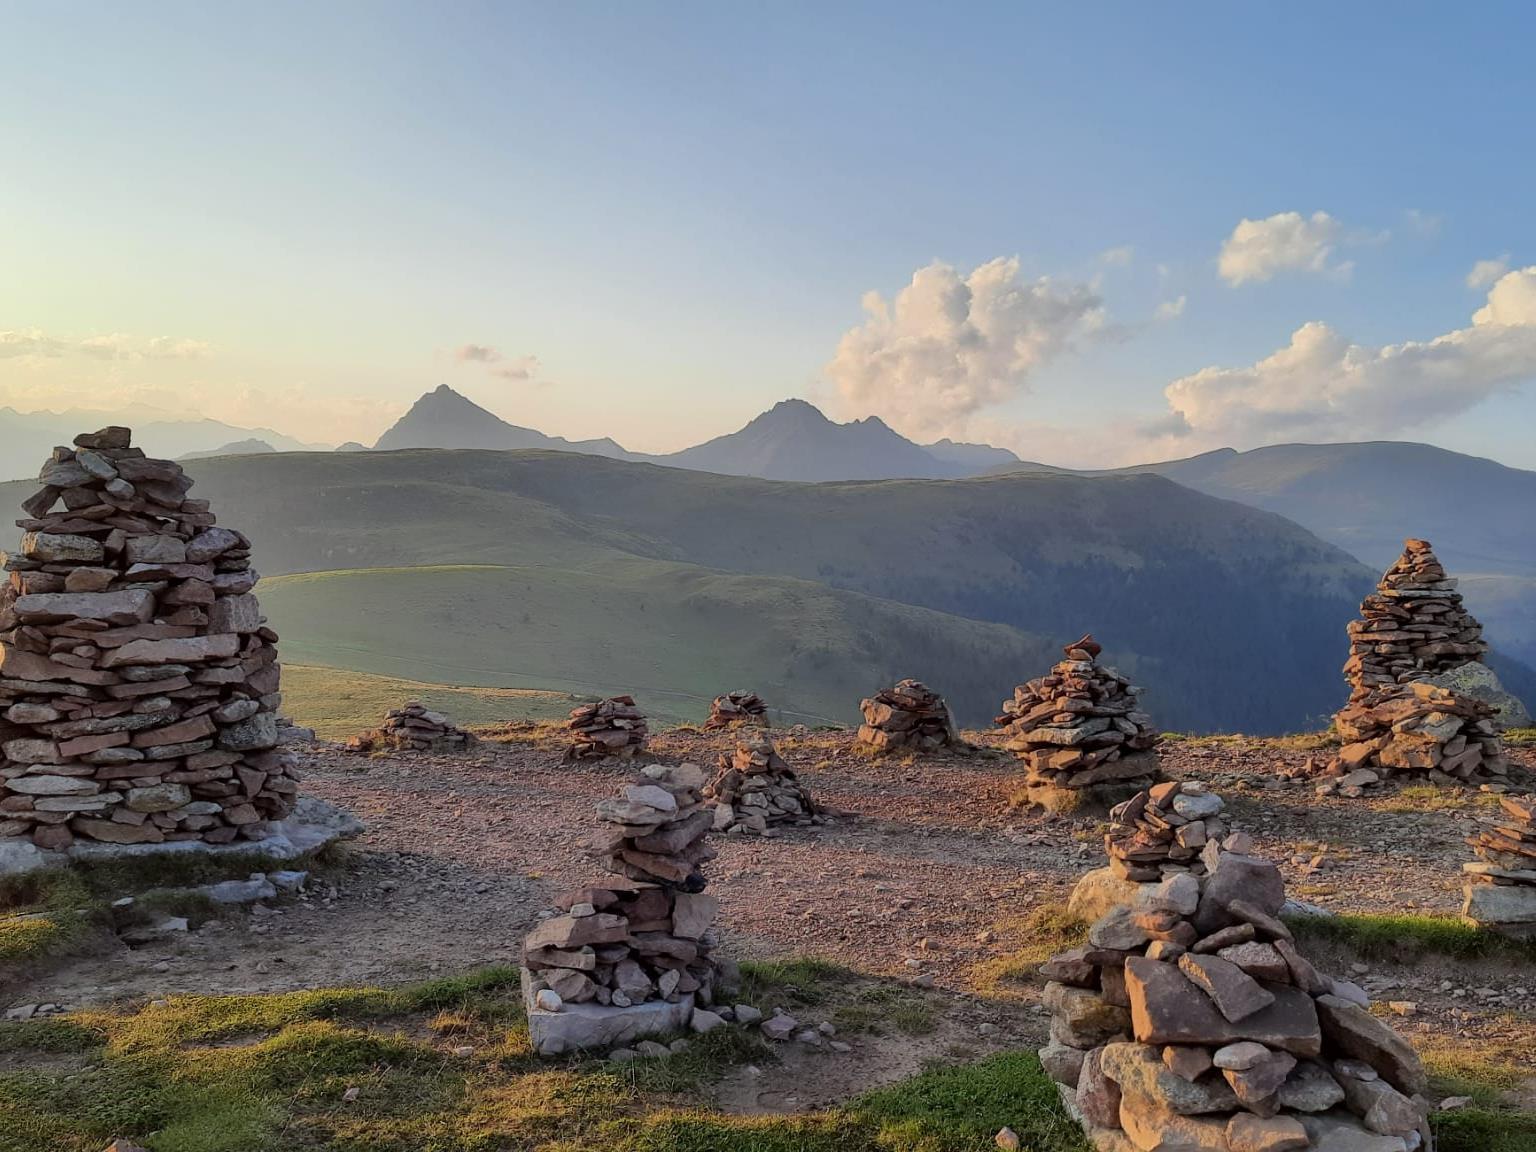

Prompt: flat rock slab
[
  {"left": 0, "top": 796, "right": 363, "bottom": 878},
  {"left": 522, "top": 969, "right": 693, "bottom": 1056}
]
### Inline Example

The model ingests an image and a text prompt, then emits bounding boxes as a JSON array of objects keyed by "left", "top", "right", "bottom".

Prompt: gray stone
[
  {"left": 14, "top": 588, "right": 155, "bottom": 624},
  {"left": 1278, "top": 1060, "right": 1347, "bottom": 1112},
  {"left": 1068, "top": 867, "right": 1200, "bottom": 922},
  {"left": 125, "top": 783, "right": 192, "bottom": 813},
  {"left": 1226, "top": 1113, "right": 1309, "bottom": 1152},
  {"left": 22, "top": 532, "right": 103, "bottom": 563},
  {"left": 1100, "top": 1042, "right": 1238, "bottom": 1114},
  {"left": 200, "top": 877, "right": 279, "bottom": 904},
  {"left": 1195, "top": 853, "right": 1286, "bottom": 934},
  {"left": 5, "top": 774, "right": 97, "bottom": 796},
  {"left": 1179, "top": 952, "right": 1276, "bottom": 1023},
  {"left": 100, "top": 634, "right": 241, "bottom": 667},
  {"left": 760, "top": 1013, "right": 799, "bottom": 1042},
  {"left": 1463, "top": 882, "right": 1536, "bottom": 924},
  {"left": 1044, "top": 981, "right": 1133, "bottom": 1048},
  {"left": 1039, "top": 1039, "right": 1088, "bottom": 1087},
  {"left": 208, "top": 593, "right": 263, "bottom": 634},
  {"left": 1298, "top": 1113, "right": 1408, "bottom": 1152},
  {"left": 1427, "top": 661, "right": 1531, "bottom": 730},
  {"left": 1315, "top": 996, "right": 1427, "bottom": 1095},
  {"left": 1126, "top": 957, "right": 1321, "bottom": 1057},
  {"left": 689, "top": 1008, "right": 727, "bottom": 1033},
  {"left": 218, "top": 712, "right": 280, "bottom": 751},
  {"left": 125, "top": 535, "right": 188, "bottom": 565}
]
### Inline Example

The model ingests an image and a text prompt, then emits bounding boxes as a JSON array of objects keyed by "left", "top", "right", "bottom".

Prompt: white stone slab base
[{"left": 522, "top": 968, "right": 693, "bottom": 1056}]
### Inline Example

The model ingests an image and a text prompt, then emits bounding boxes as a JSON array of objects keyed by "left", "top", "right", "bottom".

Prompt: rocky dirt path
[{"left": 9, "top": 727, "right": 1535, "bottom": 1108}]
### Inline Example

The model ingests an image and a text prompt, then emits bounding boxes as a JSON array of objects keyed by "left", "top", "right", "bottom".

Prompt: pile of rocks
[
  {"left": 1041, "top": 805, "right": 1432, "bottom": 1152},
  {"left": 348, "top": 702, "right": 475, "bottom": 753},
  {"left": 1344, "top": 539, "right": 1487, "bottom": 696},
  {"left": 705, "top": 690, "right": 768, "bottom": 730},
  {"left": 1105, "top": 782, "right": 1232, "bottom": 883},
  {"left": 1325, "top": 681, "right": 1508, "bottom": 790},
  {"left": 566, "top": 696, "right": 648, "bottom": 760},
  {"left": 0, "top": 428, "right": 298, "bottom": 850},
  {"left": 1462, "top": 794, "right": 1536, "bottom": 937},
  {"left": 706, "top": 732, "right": 816, "bottom": 834},
  {"left": 856, "top": 679, "right": 957, "bottom": 752},
  {"left": 1000, "top": 635, "right": 1162, "bottom": 808},
  {"left": 522, "top": 762, "right": 732, "bottom": 1054}
]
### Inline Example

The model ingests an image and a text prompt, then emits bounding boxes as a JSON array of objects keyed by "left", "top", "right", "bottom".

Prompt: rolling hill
[
  {"left": 995, "top": 442, "right": 1536, "bottom": 669},
  {"left": 2, "top": 448, "right": 1379, "bottom": 733}
]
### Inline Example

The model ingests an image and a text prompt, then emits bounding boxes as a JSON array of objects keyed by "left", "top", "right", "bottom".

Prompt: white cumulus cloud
[
  {"left": 824, "top": 257, "right": 1105, "bottom": 437},
  {"left": 1218, "top": 211, "right": 1351, "bottom": 285},
  {"left": 1156, "top": 266, "right": 1536, "bottom": 447}
]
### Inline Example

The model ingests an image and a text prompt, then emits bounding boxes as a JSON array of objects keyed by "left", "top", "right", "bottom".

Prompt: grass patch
[
  {"left": 1418, "top": 1033, "right": 1536, "bottom": 1152},
  {"left": 1286, "top": 911, "right": 1536, "bottom": 963},
  {"left": 736, "top": 956, "right": 846, "bottom": 1010},
  {"left": 1378, "top": 785, "right": 1500, "bottom": 814},
  {"left": 0, "top": 969, "right": 1088, "bottom": 1152},
  {"left": 969, "top": 904, "right": 1088, "bottom": 999},
  {"left": 1503, "top": 727, "right": 1536, "bottom": 747}
]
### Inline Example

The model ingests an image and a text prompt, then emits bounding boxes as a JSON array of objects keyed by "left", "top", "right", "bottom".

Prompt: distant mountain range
[
  {"left": 179, "top": 438, "right": 277, "bottom": 460},
  {"left": 369, "top": 387, "right": 1019, "bottom": 480}
]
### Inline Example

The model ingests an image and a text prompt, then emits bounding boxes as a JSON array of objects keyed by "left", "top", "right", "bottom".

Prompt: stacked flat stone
[
  {"left": 856, "top": 679, "right": 957, "bottom": 752},
  {"left": 0, "top": 427, "right": 296, "bottom": 850},
  {"left": 1462, "top": 795, "right": 1536, "bottom": 937},
  {"left": 1041, "top": 834, "right": 1433, "bottom": 1152},
  {"left": 705, "top": 690, "right": 768, "bottom": 730},
  {"left": 706, "top": 732, "right": 815, "bottom": 834},
  {"left": 1001, "top": 635, "right": 1162, "bottom": 799},
  {"left": 348, "top": 702, "right": 475, "bottom": 753},
  {"left": 1106, "top": 783, "right": 1230, "bottom": 883},
  {"left": 522, "top": 762, "right": 728, "bottom": 1055},
  {"left": 566, "top": 695, "right": 648, "bottom": 760},
  {"left": 1344, "top": 539, "right": 1487, "bottom": 698},
  {"left": 1326, "top": 681, "right": 1507, "bottom": 790}
]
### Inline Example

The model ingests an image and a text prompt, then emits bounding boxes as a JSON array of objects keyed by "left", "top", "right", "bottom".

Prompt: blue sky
[{"left": 2, "top": 0, "right": 1534, "bottom": 466}]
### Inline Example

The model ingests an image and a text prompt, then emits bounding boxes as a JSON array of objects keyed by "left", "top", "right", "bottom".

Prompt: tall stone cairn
[
  {"left": 706, "top": 732, "right": 816, "bottom": 834},
  {"left": 348, "top": 702, "right": 475, "bottom": 753},
  {"left": 521, "top": 762, "right": 727, "bottom": 1053},
  {"left": 1343, "top": 539, "right": 1486, "bottom": 697},
  {"left": 1105, "top": 782, "right": 1230, "bottom": 883},
  {"left": 1462, "top": 795, "right": 1536, "bottom": 937},
  {"left": 566, "top": 695, "right": 648, "bottom": 759},
  {"left": 1000, "top": 635, "right": 1162, "bottom": 799},
  {"left": 1328, "top": 540, "right": 1507, "bottom": 787},
  {"left": 0, "top": 428, "right": 296, "bottom": 850},
  {"left": 1041, "top": 796, "right": 1434, "bottom": 1152},
  {"left": 857, "top": 679, "right": 957, "bottom": 752},
  {"left": 705, "top": 689, "right": 768, "bottom": 730}
]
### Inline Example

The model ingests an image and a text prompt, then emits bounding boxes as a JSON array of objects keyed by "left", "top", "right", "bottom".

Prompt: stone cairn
[
  {"left": 706, "top": 732, "right": 816, "bottom": 834},
  {"left": 705, "top": 689, "right": 768, "bottom": 730},
  {"left": 1000, "top": 635, "right": 1162, "bottom": 808},
  {"left": 348, "top": 702, "right": 475, "bottom": 754},
  {"left": 566, "top": 695, "right": 648, "bottom": 760},
  {"left": 1462, "top": 794, "right": 1536, "bottom": 937},
  {"left": 856, "top": 679, "right": 957, "bottom": 752},
  {"left": 522, "top": 762, "right": 729, "bottom": 1055},
  {"left": 1321, "top": 541, "right": 1508, "bottom": 792},
  {"left": 1344, "top": 539, "right": 1487, "bottom": 693},
  {"left": 0, "top": 428, "right": 297, "bottom": 850},
  {"left": 1105, "top": 782, "right": 1231, "bottom": 884},
  {"left": 1042, "top": 797, "right": 1433, "bottom": 1152}
]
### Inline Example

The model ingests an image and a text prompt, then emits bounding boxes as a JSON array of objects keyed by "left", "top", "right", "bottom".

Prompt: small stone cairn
[
  {"left": 0, "top": 428, "right": 298, "bottom": 850},
  {"left": 1105, "top": 782, "right": 1229, "bottom": 884},
  {"left": 856, "top": 679, "right": 957, "bottom": 752},
  {"left": 1321, "top": 541, "right": 1508, "bottom": 792},
  {"left": 706, "top": 732, "right": 816, "bottom": 834},
  {"left": 566, "top": 695, "right": 648, "bottom": 760},
  {"left": 522, "top": 762, "right": 732, "bottom": 1054},
  {"left": 1000, "top": 635, "right": 1162, "bottom": 809},
  {"left": 1042, "top": 795, "right": 1433, "bottom": 1152},
  {"left": 348, "top": 702, "right": 475, "bottom": 753},
  {"left": 1462, "top": 794, "right": 1536, "bottom": 937},
  {"left": 705, "top": 690, "right": 768, "bottom": 730}
]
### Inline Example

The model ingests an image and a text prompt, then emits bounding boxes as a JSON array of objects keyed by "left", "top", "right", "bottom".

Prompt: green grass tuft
[{"left": 1285, "top": 911, "right": 1536, "bottom": 963}]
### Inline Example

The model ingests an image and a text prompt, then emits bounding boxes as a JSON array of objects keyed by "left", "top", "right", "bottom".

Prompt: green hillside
[
  {"left": 1, "top": 448, "right": 1375, "bottom": 732},
  {"left": 260, "top": 561, "right": 1065, "bottom": 728}
]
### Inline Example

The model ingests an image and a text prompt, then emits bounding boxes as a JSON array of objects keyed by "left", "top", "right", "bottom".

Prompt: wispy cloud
[
  {"left": 1154, "top": 295, "right": 1187, "bottom": 321},
  {"left": 453, "top": 343, "right": 542, "bottom": 382},
  {"left": 0, "top": 329, "right": 209, "bottom": 361},
  {"left": 1467, "top": 256, "right": 1511, "bottom": 289}
]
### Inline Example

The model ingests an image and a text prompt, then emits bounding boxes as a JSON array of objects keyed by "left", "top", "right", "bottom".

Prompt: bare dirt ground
[{"left": 9, "top": 725, "right": 1536, "bottom": 1109}]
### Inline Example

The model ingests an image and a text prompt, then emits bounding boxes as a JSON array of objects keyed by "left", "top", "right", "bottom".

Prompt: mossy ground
[{"left": 0, "top": 965, "right": 1089, "bottom": 1152}]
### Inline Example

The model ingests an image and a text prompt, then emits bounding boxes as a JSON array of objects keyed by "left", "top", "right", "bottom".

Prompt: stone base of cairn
[
  {"left": 522, "top": 762, "right": 735, "bottom": 1055},
  {"left": 856, "top": 679, "right": 957, "bottom": 752},
  {"left": 706, "top": 733, "right": 816, "bottom": 834},
  {"left": 1321, "top": 681, "right": 1508, "bottom": 793},
  {"left": 705, "top": 690, "right": 768, "bottom": 730},
  {"left": 1000, "top": 635, "right": 1161, "bottom": 813},
  {"left": 566, "top": 696, "right": 648, "bottom": 760},
  {"left": 1042, "top": 793, "right": 1433, "bottom": 1152},
  {"left": 0, "top": 427, "right": 299, "bottom": 851},
  {"left": 1462, "top": 795, "right": 1536, "bottom": 938},
  {"left": 348, "top": 703, "right": 475, "bottom": 753}
]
